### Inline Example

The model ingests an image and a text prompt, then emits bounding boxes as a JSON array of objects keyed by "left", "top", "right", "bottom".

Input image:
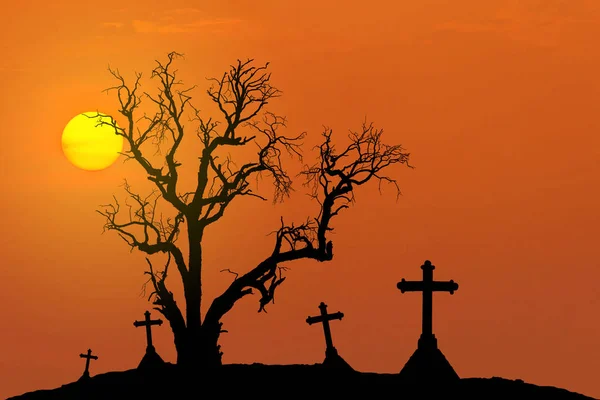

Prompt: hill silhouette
[
  {"left": 9, "top": 261, "right": 596, "bottom": 399},
  {"left": 7, "top": 363, "right": 596, "bottom": 400}
]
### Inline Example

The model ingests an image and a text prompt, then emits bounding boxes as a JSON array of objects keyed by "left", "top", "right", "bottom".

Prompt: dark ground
[{"left": 7, "top": 363, "right": 597, "bottom": 400}]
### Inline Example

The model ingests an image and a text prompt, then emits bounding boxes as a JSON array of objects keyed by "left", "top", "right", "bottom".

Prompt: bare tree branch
[
  {"left": 206, "top": 59, "right": 281, "bottom": 137},
  {"left": 97, "top": 180, "right": 188, "bottom": 279},
  {"left": 89, "top": 52, "right": 192, "bottom": 214},
  {"left": 301, "top": 120, "right": 413, "bottom": 250},
  {"left": 186, "top": 60, "right": 303, "bottom": 229},
  {"left": 220, "top": 268, "right": 239, "bottom": 280},
  {"left": 206, "top": 121, "right": 411, "bottom": 322},
  {"left": 142, "top": 255, "right": 187, "bottom": 342}
]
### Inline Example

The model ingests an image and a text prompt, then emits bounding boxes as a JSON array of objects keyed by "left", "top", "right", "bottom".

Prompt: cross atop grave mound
[
  {"left": 78, "top": 349, "right": 98, "bottom": 381},
  {"left": 396, "top": 260, "right": 460, "bottom": 382},
  {"left": 306, "top": 302, "right": 354, "bottom": 371},
  {"left": 133, "top": 310, "right": 165, "bottom": 369}
]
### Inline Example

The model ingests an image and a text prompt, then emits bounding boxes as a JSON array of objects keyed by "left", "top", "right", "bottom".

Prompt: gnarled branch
[
  {"left": 206, "top": 121, "right": 411, "bottom": 322},
  {"left": 96, "top": 180, "right": 188, "bottom": 278},
  {"left": 90, "top": 52, "right": 191, "bottom": 214},
  {"left": 192, "top": 109, "right": 304, "bottom": 228},
  {"left": 142, "top": 255, "right": 186, "bottom": 344},
  {"left": 189, "top": 59, "right": 288, "bottom": 218}
]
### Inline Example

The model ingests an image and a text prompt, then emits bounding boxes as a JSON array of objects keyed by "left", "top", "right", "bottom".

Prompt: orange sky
[{"left": 2, "top": 0, "right": 600, "bottom": 398}]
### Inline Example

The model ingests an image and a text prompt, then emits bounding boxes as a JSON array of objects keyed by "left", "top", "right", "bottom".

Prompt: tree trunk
[
  {"left": 172, "top": 325, "right": 221, "bottom": 369},
  {"left": 200, "top": 321, "right": 223, "bottom": 367},
  {"left": 173, "top": 323, "right": 191, "bottom": 366},
  {"left": 180, "top": 224, "right": 215, "bottom": 368},
  {"left": 182, "top": 275, "right": 202, "bottom": 366},
  {"left": 159, "top": 222, "right": 224, "bottom": 369}
]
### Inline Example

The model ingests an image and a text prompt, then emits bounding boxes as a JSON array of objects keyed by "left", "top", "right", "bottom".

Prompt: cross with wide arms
[
  {"left": 306, "top": 302, "right": 344, "bottom": 357},
  {"left": 79, "top": 348, "right": 98, "bottom": 379},
  {"left": 133, "top": 310, "right": 163, "bottom": 352},
  {"left": 397, "top": 260, "right": 459, "bottom": 349}
]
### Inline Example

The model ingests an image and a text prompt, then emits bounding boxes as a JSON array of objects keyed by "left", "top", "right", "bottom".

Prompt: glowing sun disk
[{"left": 61, "top": 112, "right": 123, "bottom": 171}]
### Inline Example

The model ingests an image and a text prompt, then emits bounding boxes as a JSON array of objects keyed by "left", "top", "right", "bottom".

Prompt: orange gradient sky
[{"left": 1, "top": 1, "right": 600, "bottom": 398}]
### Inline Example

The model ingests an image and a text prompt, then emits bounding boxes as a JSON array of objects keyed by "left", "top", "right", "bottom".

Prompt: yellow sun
[{"left": 61, "top": 112, "right": 124, "bottom": 171}]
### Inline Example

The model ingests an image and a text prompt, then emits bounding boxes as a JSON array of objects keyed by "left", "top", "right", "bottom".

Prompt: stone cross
[
  {"left": 79, "top": 349, "right": 98, "bottom": 379},
  {"left": 397, "top": 260, "right": 458, "bottom": 349},
  {"left": 133, "top": 310, "right": 163, "bottom": 351},
  {"left": 306, "top": 302, "right": 344, "bottom": 356}
]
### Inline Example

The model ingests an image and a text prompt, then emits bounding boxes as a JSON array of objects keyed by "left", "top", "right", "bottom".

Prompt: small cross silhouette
[
  {"left": 306, "top": 302, "right": 344, "bottom": 357},
  {"left": 79, "top": 349, "right": 98, "bottom": 380}
]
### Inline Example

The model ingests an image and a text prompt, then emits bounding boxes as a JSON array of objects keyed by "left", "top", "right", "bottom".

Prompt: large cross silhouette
[{"left": 397, "top": 260, "right": 458, "bottom": 349}]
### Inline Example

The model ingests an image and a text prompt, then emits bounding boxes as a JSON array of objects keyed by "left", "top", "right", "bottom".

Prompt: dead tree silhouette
[{"left": 93, "top": 51, "right": 413, "bottom": 369}]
